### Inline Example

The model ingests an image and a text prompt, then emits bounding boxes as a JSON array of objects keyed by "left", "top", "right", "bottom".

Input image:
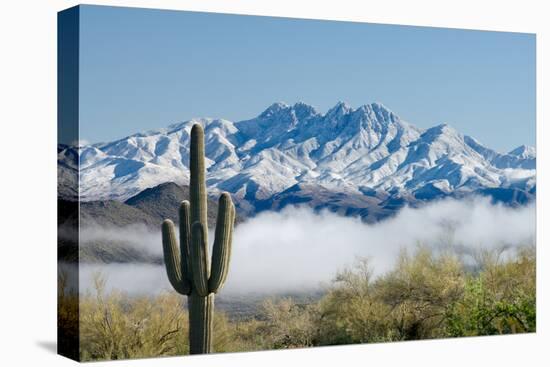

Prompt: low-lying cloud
[{"left": 77, "top": 197, "right": 535, "bottom": 295}]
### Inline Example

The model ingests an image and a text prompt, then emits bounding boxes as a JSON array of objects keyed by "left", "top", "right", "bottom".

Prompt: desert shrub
[
  {"left": 316, "top": 245, "right": 535, "bottom": 344},
  {"left": 317, "top": 249, "right": 465, "bottom": 344},
  {"left": 444, "top": 246, "right": 536, "bottom": 336},
  {"left": 316, "top": 258, "right": 393, "bottom": 345},
  {"left": 374, "top": 247, "right": 465, "bottom": 340},
  {"left": 218, "top": 318, "right": 267, "bottom": 352},
  {"left": 57, "top": 271, "right": 80, "bottom": 359},
  {"left": 255, "top": 297, "right": 319, "bottom": 349},
  {"left": 75, "top": 273, "right": 263, "bottom": 360},
  {"left": 79, "top": 273, "right": 189, "bottom": 361},
  {"left": 210, "top": 311, "right": 264, "bottom": 353},
  {"left": 59, "top": 244, "right": 535, "bottom": 360}
]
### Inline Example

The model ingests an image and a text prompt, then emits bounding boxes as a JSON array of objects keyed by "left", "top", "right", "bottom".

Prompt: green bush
[
  {"left": 59, "top": 244, "right": 535, "bottom": 361},
  {"left": 316, "top": 258, "right": 394, "bottom": 345},
  {"left": 444, "top": 246, "right": 536, "bottom": 336},
  {"left": 317, "top": 248, "right": 466, "bottom": 344}
]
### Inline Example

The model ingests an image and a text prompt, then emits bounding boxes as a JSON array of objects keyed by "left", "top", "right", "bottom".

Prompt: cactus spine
[{"left": 161, "top": 124, "right": 235, "bottom": 354}]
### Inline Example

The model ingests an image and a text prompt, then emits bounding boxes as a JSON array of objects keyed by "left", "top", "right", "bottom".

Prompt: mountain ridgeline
[
  {"left": 59, "top": 101, "right": 535, "bottom": 223},
  {"left": 58, "top": 182, "right": 234, "bottom": 230},
  {"left": 57, "top": 182, "right": 239, "bottom": 263}
]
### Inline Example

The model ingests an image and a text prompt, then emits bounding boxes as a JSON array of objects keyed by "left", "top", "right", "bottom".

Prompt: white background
[{"left": 0, "top": 0, "right": 547, "bottom": 365}]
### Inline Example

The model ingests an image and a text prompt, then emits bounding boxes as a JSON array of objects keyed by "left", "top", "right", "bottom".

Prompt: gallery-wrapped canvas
[{"left": 58, "top": 4, "right": 536, "bottom": 362}]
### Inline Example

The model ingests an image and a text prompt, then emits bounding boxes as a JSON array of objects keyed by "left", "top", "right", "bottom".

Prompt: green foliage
[
  {"left": 316, "top": 245, "right": 535, "bottom": 344},
  {"left": 72, "top": 274, "right": 266, "bottom": 360},
  {"left": 444, "top": 246, "right": 536, "bottom": 336},
  {"left": 374, "top": 247, "right": 465, "bottom": 340},
  {"left": 316, "top": 258, "right": 394, "bottom": 345},
  {"left": 62, "top": 244, "right": 535, "bottom": 361}
]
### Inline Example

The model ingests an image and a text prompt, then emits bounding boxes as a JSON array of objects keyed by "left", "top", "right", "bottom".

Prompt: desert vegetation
[{"left": 59, "top": 243, "right": 535, "bottom": 361}]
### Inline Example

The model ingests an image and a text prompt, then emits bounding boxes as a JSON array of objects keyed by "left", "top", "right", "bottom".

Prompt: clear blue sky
[{"left": 79, "top": 5, "right": 535, "bottom": 152}]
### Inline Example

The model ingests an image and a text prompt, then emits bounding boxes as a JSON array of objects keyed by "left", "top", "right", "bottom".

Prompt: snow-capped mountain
[{"left": 58, "top": 102, "right": 535, "bottom": 216}]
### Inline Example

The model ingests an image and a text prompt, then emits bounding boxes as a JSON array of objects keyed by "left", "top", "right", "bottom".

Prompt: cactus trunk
[
  {"left": 190, "top": 122, "right": 208, "bottom": 243},
  {"left": 161, "top": 123, "right": 235, "bottom": 355},
  {"left": 188, "top": 293, "right": 214, "bottom": 354}
]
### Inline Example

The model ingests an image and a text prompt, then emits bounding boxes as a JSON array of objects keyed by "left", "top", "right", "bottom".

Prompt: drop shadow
[{"left": 36, "top": 340, "right": 57, "bottom": 354}]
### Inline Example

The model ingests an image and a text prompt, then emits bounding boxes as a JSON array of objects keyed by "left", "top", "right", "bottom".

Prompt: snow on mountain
[
  {"left": 509, "top": 145, "right": 536, "bottom": 159},
  {"left": 58, "top": 102, "right": 536, "bottom": 214}
]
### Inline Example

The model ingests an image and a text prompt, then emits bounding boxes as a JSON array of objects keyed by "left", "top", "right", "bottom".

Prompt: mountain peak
[
  {"left": 259, "top": 102, "right": 290, "bottom": 118},
  {"left": 64, "top": 101, "right": 536, "bottom": 207},
  {"left": 419, "top": 123, "right": 461, "bottom": 143},
  {"left": 432, "top": 123, "right": 455, "bottom": 133},
  {"left": 292, "top": 101, "right": 318, "bottom": 117},
  {"left": 255, "top": 101, "right": 318, "bottom": 127},
  {"left": 509, "top": 145, "right": 535, "bottom": 158},
  {"left": 326, "top": 101, "right": 353, "bottom": 117},
  {"left": 293, "top": 101, "right": 313, "bottom": 108},
  {"left": 370, "top": 101, "right": 391, "bottom": 112}
]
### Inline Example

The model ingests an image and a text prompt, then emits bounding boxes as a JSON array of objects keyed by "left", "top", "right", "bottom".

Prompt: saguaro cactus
[{"left": 161, "top": 124, "right": 235, "bottom": 354}]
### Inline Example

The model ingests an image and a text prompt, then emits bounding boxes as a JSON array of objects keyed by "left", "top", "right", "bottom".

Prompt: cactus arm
[
  {"left": 208, "top": 192, "right": 235, "bottom": 293},
  {"left": 190, "top": 124, "right": 208, "bottom": 235},
  {"left": 189, "top": 221, "right": 210, "bottom": 297},
  {"left": 179, "top": 200, "right": 192, "bottom": 282},
  {"left": 161, "top": 219, "right": 191, "bottom": 295}
]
